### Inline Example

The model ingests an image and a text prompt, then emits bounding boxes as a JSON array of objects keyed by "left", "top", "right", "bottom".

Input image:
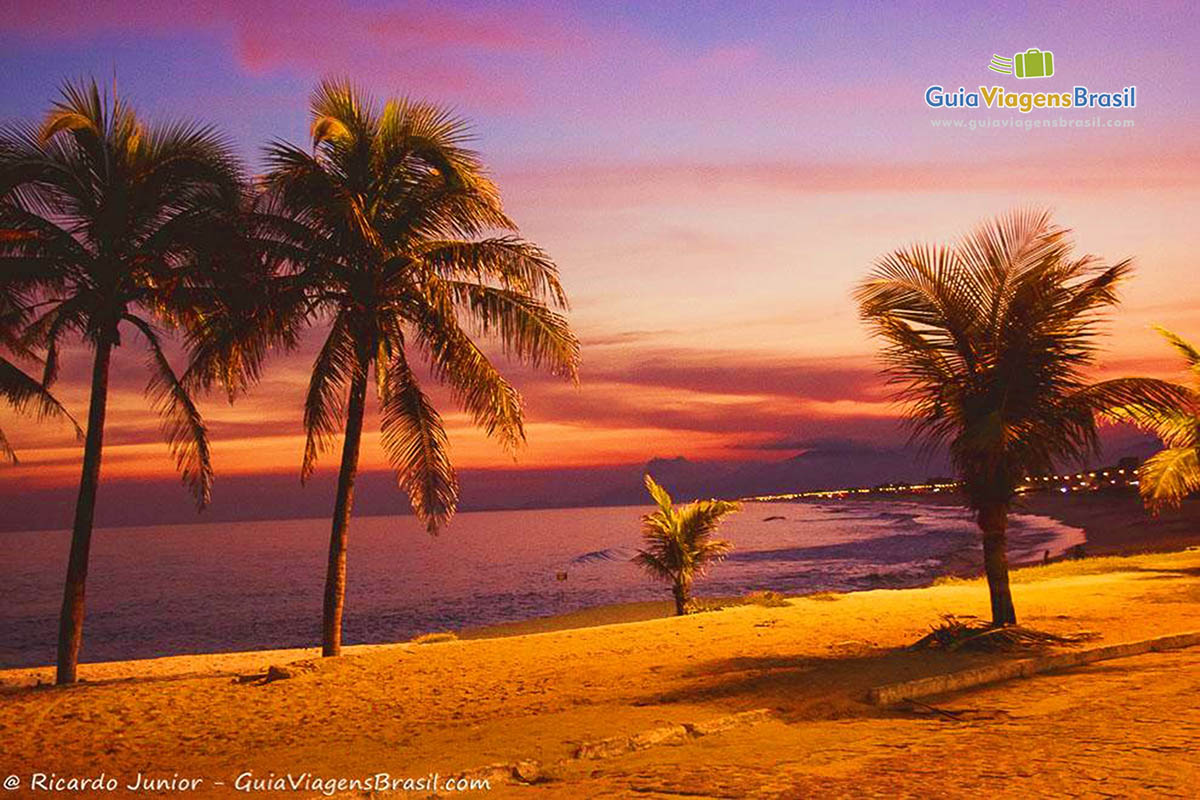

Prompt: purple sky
[{"left": 1, "top": 1, "right": 1198, "bottom": 525}]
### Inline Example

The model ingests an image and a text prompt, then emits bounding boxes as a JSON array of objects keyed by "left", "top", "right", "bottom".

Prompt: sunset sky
[{"left": 2, "top": 1, "right": 1198, "bottom": 526}]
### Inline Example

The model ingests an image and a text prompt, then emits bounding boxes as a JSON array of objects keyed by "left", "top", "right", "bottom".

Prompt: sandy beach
[
  {"left": 3, "top": 535, "right": 1200, "bottom": 797},
  {"left": 1022, "top": 491, "right": 1200, "bottom": 555},
  {"left": 3, "top": 4, "right": 1198, "bottom": 797}
]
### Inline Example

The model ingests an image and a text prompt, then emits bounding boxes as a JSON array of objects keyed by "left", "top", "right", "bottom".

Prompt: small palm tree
[
  {"left": 202, "top": 81, "right": 579, "bottom": 657},
  {"left": 0, "top": 289, "right": 79, "bottom": 461},
  {"left": 855, "top": 208, "right": 1188, "bottom": 626},
  {"left": 0, "top": 79, "right": 246, "bottom": 683},
  {"left": 1137, "top": 328, "right": 1200, "bottom": 512},
  {"left": 632, "top": 474, "right": 739, "bottom": 615}
]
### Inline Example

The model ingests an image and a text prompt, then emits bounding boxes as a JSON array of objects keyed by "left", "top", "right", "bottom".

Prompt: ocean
[{"left": 0, "top": 500, "right": 1084, "bottom": 669}]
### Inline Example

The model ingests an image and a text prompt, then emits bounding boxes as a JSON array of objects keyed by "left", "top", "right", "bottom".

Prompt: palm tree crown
[
  {"left": 1137, "top": 328, "right": 1200, "bottom": 513},
  {"left": 855, "top": 208, "right": 1188, "bottom": 624},
  {"left": 0, "top": 79, "right": 245, "bottom": 503},
  {"left": 248, "top": 81, "right": 579, "bottom": 530},
  {"left": 633, "top": 474, "right": 739, "bottom": 615},
  {"left": 856, "top": 208, "right": 1185, "bottom": 508}
]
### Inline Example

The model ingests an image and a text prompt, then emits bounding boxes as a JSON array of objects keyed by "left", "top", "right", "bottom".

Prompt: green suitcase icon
[{"left": 1014, "top": 48, "right": 1054, "bottom": 79}]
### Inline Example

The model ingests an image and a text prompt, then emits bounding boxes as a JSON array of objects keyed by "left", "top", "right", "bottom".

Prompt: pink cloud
[
  {"left": 364, "top": 4, "right": 572, "bottom": 51},
  {"left": 2, "top": 1, "right": 584, "bottom": 104},
  {"left": 226, "top": 1, "right": 580, "bottom": 95},
  {"left": 2, "top": 0, "right": 214, "bottom": 37},
  {"left": 2, "top": 0, "right": 570, "bottom": 49}
]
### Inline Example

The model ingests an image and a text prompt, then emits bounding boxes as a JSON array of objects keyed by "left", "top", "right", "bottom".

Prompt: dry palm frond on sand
[{"left": 909, "top": 615, "right": 1100, "bottom": 652}]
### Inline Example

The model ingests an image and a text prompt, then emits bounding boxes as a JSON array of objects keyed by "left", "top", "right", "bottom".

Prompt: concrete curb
[
  {"left": 448, "top": 709, "right": 775, "bottom": 792},
  {"left": 867, "top": 630, "right": 1200, "bottom": 706},
  {"left": 572, "top": 708, "right": 774, "bottom": 760},
  {"left": 322, "top": 708, "right": 776, "bottom": 797}
]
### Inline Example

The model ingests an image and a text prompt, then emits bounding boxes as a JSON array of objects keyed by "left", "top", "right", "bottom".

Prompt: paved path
[{"left": 496, "top": 648, "right": 1200, "bottom": 799}]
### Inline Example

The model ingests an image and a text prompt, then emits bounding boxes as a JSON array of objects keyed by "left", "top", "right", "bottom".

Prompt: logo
[
  {"left": 989, "top": 48, "right": 1055, "bottom": 79},
  {"left": 923, "top": 47, "right": 1136, "bottom": 114}
]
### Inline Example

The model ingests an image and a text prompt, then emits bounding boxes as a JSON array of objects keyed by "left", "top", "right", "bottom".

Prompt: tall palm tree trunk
[
  {"left": 56, "top": 337, "right": 113, "bottom": 685},
  {"left": 322, "top": 368, "right": 368, "bottom": 657},
  {"left": 977, "top": 503, "right": 1017, "bottom": 626}
]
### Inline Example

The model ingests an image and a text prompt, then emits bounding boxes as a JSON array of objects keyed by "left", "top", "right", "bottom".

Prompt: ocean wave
[{"left": 570, "top": 547, "right": 632, "bottom": 565}]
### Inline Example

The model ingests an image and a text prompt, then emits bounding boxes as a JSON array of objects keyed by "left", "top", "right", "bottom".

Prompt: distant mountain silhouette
[{"left": 2, "top": 431, "right": 1161, "bottom": 532}]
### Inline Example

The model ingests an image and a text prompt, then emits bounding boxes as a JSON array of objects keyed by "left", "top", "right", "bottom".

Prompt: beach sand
[
  {"left": 3, "top": 543, "right": 1200, "bottom": 797},
  {"left": 1023, "top": 491, "right": 1200, "bottom": 555}
]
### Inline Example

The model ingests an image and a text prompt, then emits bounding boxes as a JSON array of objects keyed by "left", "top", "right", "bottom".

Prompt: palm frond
[
  {"left": 407, "top": 301, "right": 525, "bottom": 452},
  {"left": 183, "top": 257, "right": 309, "bottom": 400},
  {"left": 1139, "top": 447, "right": 1200, "bottom": 514},
  {"left": 674, "top": 500, "right": 739, "bottom": 575},
  {"left": 125, "top": 314, "right": 212, "bottom": 507},
  {"left": 20, "top": 295, "right": 92, "bottom": 385},
  {"left": 1136, "top": 409, "right": 1199, "bottom": 450},
  {"left": 631, "top": 548, "right": 677, "bottom": 582},
  {"left": 379, "top": 351, "right": 459, "bottom": 532},
  {"left": 1128, "top": 330, "right": 1200, "bottom": 511},
  {"left": 644, "top": 473, "right": 674, "bottom": 514},
  {"left": 301, "top": 311, "right": 361, "bottom": 482},
  {"left": 1076, "top": 378, "right": 1194, "bottom": 429},
  {"left": 1154, "top": 326, "right": 1200, "bottom": 377},
  {"left": 0, "top": 355, "right": 81, "bottom": 463},
  {"left": 418, "top": 237, "right": 569, "bottom": 308},
  {"left": 0, "top": 424, "right": 14, "bottom": 464},
  {"left": 442, "top": 281, "right": 580, "bottom": 379},
  {"left": 39, "top": 78, "right": 110, "bottom": 147},
  {"left": 0, "top": 355, "right": 79, "bottom": 430},
  {"left": 310, "top": 78, "right": 371, "bottom": 147}
]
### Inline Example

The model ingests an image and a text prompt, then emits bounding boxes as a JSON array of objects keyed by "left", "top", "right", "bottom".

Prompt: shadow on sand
[{"left": 633, "top": 640, "right": 1105, "bottom": 722}]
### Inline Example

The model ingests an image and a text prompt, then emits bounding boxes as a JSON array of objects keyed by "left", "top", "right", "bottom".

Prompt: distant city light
[{"left": 740, "top": 458, "right": 1140, "bottom": 502}]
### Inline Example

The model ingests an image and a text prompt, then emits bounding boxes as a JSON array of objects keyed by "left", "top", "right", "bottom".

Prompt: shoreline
[
  {"left": 4, "top": 545, "right": 1197, "bottom": 688},
  {"left": 5, "top": 548, "right": 1200, "bottom": 796},
  {"left": 3, "top": 492, "right": 1195, "bottom": 681}
]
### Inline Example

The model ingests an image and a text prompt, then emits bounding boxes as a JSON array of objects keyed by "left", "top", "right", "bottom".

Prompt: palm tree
[
  {"left": 220, "top": 81, "right": 579, "bottom": 657},
  {"left": 0, "top": 288, "right": 80, "bottom": 461},
  {"left": 0, "top": 79, "right": 246, "bottom": 684},
  {"left": 1137, "top": 328, "right": 1200, "bottom": 512},
  {"left": 855, "top": 208, "right": 1189, "bottom": 626},
  {"left": 632, "top": 474, "right": 739, "bottom": 615}
]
